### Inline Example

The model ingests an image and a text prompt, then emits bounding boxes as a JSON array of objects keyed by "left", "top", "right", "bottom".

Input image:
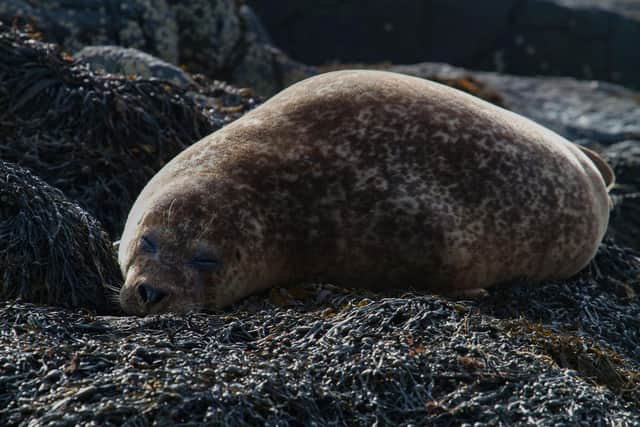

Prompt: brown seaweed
[{"left": 0, "top": 159, "right": 121, "bottom": 312}]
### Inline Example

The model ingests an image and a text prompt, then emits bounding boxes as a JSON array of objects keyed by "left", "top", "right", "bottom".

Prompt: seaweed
[
  {"left": 0, "top": 23, "right": 257, "bottom": 238},
  {"left": 1, "top": 277, "right": 637, "bottom": 425},
  {"left": 512, "top": 321, "right": 640, "bottom": 406},
  {"left": 0, "top": 159, "right": 121, "bottom": 312}
]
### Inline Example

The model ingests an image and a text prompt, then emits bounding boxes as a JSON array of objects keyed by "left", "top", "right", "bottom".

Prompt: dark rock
[
  {"left": 0, "top": 0, "right": 178, "bottom": 59},
  {"left": 249, "top": 0, "right": 436, "bottom": 65},
  {"left": 233, "top": 42, "right": 316, "bottom": 97},
  {"left": 249, "top": 0, "right": 640, "bottom": 89},
  {"left": 0, "top": 0, "right": 315, "bottom": 95},
  {"left": 167, "top": 0, "right": 243, "bottom": 77},
  {"left": 239, "top": 4, "right": 273, "bottom": 45},
  {"left": 166, "top": 0, "right": 315, "bottom": 95}
]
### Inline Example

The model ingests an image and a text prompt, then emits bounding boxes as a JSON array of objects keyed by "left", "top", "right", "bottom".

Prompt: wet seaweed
[
  {"left": 0, "top": 23, "right": 257, "bottom": 238},
  {"left": 511, "top": 321, "right": 640, "bottom": 405},
  {"left": 0, "top": 159, "right": 121, "bottom": 312}
]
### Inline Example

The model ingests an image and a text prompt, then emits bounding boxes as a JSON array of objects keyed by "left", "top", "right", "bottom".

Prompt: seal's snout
[{"left": 136, "top": 282, "right": 168, "bottom": 307}]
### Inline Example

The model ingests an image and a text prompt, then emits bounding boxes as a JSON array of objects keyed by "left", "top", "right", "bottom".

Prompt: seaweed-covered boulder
[
  {"left": 0, "top": 0, "right": 315, "bottom": 95},
  {"left": 0, "top": 24, "right": 257, "bottom": 238},
  {"left": 0, "top": 160, "right": 121, "bottom": 312}
]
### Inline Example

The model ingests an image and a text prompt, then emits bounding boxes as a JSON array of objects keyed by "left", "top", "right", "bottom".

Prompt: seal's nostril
[{"left": 137, "top": 283, "right": 168, "bottom": 305}]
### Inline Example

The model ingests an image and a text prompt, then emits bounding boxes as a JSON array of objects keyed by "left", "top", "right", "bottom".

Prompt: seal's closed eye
[
  {"left": 187, "top": 256, "right": 222, "bottom": 272},
  {"left": 141, "top": 236, "right": 157, "bottom": 254}
]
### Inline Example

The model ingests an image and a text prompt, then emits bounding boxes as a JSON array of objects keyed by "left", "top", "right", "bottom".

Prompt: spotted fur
[{"left": 118, "top": 70, "right": 612, "bottom": 315}]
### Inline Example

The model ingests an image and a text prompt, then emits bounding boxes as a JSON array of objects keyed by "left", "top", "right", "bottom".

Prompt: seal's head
[{"left": 117, "top": 175, "right": 276, "bottom": 316}]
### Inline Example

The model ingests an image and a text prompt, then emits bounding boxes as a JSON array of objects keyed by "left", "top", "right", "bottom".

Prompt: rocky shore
[{"left": 0, "top": 1, "right": 639, "bottom": 425}]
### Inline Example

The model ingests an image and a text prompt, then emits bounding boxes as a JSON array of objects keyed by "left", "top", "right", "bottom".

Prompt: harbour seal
[{"left": 118, "top": 70, "right": 613, "bottom": 315}]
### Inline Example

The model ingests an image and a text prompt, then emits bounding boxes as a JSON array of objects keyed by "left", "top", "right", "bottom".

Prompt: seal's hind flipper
[{"left": 577, "top": 145, "right": 615, "bottom": 192}]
